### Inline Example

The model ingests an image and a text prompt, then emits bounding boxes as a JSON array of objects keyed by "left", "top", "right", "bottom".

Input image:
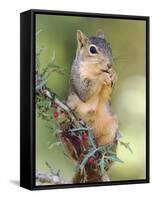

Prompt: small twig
[
  {"left": 36, "top": 170, "right": 71, "bottom": 185},
  {"left": 36, "top": 162, "right": 72, "bottom": 185},
  {"left": 68, "top": 127, "right": 90, "bottom": 132}
]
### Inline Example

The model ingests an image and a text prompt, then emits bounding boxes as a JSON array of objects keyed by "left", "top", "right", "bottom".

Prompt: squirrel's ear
[
  {"left": 77, "top": 30, "right": 88, "bottom": 49},
  {"left": 96, "top": 30, "right": 104, "bottom": 39}
]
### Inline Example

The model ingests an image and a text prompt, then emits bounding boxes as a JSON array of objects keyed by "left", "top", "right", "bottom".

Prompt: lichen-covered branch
[
  {"left": 36, "top": 162, "right": 71, "bottom": 185},
  {"left": 39, "top": 87, "right": 80, "bottom": 128}
]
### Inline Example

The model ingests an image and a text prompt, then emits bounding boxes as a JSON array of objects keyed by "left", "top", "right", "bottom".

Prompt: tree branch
[
  {"left": 36, "top": 170, "right": 71, "bottom": 185},
  {"left": 40, "top": 88, "right": 80, "bottom": 127},
  {"left": 36, "top": 162, "right": 72, "bottom": 185}
]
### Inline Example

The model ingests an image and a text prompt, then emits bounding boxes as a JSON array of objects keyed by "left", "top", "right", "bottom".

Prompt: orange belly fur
[{"left": 67, "top": 85, "right": 118, "bottom": 145}]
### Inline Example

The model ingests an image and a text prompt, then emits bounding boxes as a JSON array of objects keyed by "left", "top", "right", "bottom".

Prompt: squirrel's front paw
[
  {"left": 103, "top": 69, "right": 117, "bottom": 86},
  {"left": 109, "top": 68, "right": 118, "bottom": 85},
  {"left": 103, "top": 72, "right": 112, "bottom": 86}
]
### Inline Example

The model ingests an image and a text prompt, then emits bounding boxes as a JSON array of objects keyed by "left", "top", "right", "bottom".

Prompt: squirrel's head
[{"left": 76, "top": 30, "right": 113, "bottom": 72}]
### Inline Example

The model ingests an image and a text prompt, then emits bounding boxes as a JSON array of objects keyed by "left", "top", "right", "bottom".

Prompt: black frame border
[{"left": 20, "top": 9, "right": 150, "bottom": 190}]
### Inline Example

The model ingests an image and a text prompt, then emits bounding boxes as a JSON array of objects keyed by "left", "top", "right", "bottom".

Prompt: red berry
[
  {"left": 87, "top": 156, "right": 95, "bottom": 165},
  {"left": 82, "top": 132, "right": 88, "bottom": 140},
  {"left": 53, "top": 111, "right": 59, "bottom": 120}
]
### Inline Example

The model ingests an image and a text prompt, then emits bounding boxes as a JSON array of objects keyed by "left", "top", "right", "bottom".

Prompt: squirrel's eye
[{"left": 89, "top": 46, "right": 97, "bottom": 54}]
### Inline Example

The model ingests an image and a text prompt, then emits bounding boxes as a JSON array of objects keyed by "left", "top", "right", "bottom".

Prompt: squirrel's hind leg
[{"left": 95, "top": 115, "right": 118, "bottom": 145}]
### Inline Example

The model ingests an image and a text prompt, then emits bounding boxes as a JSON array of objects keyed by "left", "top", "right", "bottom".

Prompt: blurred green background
[{"left": 36, "top": 14, "right": 146, "bottom": 182}]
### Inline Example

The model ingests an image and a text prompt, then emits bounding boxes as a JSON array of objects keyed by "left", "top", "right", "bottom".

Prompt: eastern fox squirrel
[{"left": 66, "top": 30, "right": 118, "bottom": 182}]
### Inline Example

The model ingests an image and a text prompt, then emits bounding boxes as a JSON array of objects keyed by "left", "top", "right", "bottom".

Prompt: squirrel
[{"left": 66, "top": 30, "right": 118, "bottom": 182}]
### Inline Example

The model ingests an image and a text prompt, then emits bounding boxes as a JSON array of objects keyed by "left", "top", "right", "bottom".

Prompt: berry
[
  {"left": 82, "top": 132, "right": 88, "bottom": 140},
  {"left": 53, "top": 111, "right": 59, "bottom": 120},
  {"left": 87, "top": 156, "right": 95, "bottom": 165}
]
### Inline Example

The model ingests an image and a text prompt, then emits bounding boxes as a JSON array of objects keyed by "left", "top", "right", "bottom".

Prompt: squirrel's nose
[{"left": 107, "top": 64, "right": 112, "bottom": 69}]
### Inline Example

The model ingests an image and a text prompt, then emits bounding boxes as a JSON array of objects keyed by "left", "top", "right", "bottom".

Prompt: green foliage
[{"left": 119, "top": 140, "right": 133, "bottom": 154}]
